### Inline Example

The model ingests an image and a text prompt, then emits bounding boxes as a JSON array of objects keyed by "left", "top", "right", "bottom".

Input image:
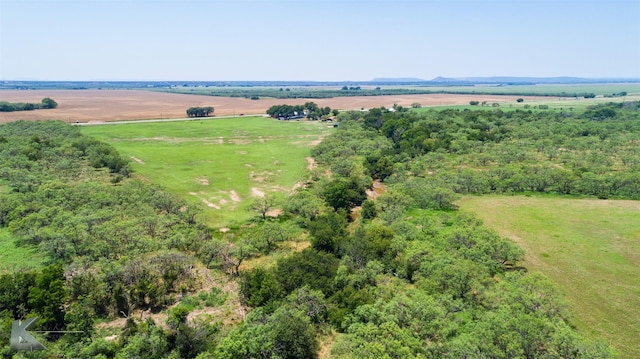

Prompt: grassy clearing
[
  {"left": 82, "top": 116, "right": 330, "bottom": 228},
  {"left": 459, "top": 195, "right": 640, "bottom": 359},
  {"left": 0, "top": 228, "right": 47, "bottom": 272},
  {"left": 411, "top": 93, "right": 640, "bottom": 112}
]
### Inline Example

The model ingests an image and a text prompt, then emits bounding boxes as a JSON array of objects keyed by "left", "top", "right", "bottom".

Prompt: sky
[{"left": 1, "top": 0, "right": 639, "bottom": 81}]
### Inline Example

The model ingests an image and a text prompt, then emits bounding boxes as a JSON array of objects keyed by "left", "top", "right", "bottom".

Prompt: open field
[
  {"left": 0, "top": 89, "right": 549, "bottom": 123},
  {"left": 411, "top": 93, "right": 640, "bottom": 112},
  {"left": 163, "top": 83, "right": 640, "bottom": 99},
  {"left": 0, "top": 228, "right": 47, "bottom": 272},
  {"left": 81, "top": 116, "right": 330, "bottom": 228},
  {"left": 459, "top": 196, "right": 640, "bottom": 359},
  {"left": 415, "top": 83, "right": 640, "bottom": 96}
]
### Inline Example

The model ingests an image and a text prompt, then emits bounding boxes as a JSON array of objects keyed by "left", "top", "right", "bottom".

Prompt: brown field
[{"left": 0, "top": 89, "right": 547, "bottom": 123}]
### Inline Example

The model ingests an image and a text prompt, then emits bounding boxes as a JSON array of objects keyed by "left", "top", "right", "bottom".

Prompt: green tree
[
  {"left": 41, "top": 97, "right": 58, "bottom": 109},
  {"left": 28, "top": 264, "right": 68, "bottom": 330},
  {"left": 308, "top": 209, "right": 348, "bottom": 252},
  {"left": 250, "top": 195, "right": 277, "bottom": 220}
]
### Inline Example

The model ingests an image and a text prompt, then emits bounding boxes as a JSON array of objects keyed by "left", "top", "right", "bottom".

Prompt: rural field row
[{"left": 1, "top": 89, "right": 555, "bottom": 123}]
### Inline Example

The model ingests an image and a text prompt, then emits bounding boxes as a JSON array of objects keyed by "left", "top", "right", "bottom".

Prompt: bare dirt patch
[
  {"left": 308, "top": 137, "right": 324, "bottom": 146},
  {"left": 251, "top": 187, "right": 265, "bottom": 197},
  {"left": 130, "top": 156, "right": 145, "bottom": 165},
  {"left": 266, "top": 208, "right": 283, "bottom": 218},
  {"left": 306, "top": 156, "right": 316, "bottom": 170},
  {"left": 201, "top": 198, "right": 221, "bottom": 209},
  {"left": 198, "top": 178, "right": 209, "bottom": 186},
  {"left": 366, "top": 180, "right": 386, "bottom": 199},
  {"left": 228, "top": 190, "right": 241, "bottom": 203},
  {"left": 0, "top": 89, "right": 550, "bottom": 123}
]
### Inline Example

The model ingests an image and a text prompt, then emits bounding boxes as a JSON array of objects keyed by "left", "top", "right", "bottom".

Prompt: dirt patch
[
  {"left": 366, "top": 180, "right": 386, "bottom": 199},
  {"left": 306, "top": 157, "right": 316, "bottom": 170},
  {"left": 130, "top": 156, "right": 145, "bottom": 164},
  {"left": 201, "top": 198, "right": 221, "bottom": 209},
  {"left": 229, "top": 190, "right": 241, "bottom": 203},
  {"left": 0, "top": 89, "right": 552, "bottom": 123},
  {"left": 251, "top": 187, "right": 265, "bottom": 197},
  {"left": 198, "top": 178, "right": 209, "bottom": 186},
  {"left": 308, "top": 137, "right": 324, "bottom": 146},
  {"left": 266, "top": 208, "right": 283, "bottom": 218}
]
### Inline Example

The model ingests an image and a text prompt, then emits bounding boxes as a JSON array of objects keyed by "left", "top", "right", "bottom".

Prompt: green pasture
[
  {"left": 410, "top": 93, "right": 640, "bottom": 112},
  {"left": 419, "top": 83, "right": 640, "bottom": 96},
  {"left": 0, "top": 228, "right": 47, "bottom": 272},
  {"left": 82, "top": 116, "right": 331, "bottom": 229},
  {"left": 459, "top": 195, "right": 640, "bottom": 359}
]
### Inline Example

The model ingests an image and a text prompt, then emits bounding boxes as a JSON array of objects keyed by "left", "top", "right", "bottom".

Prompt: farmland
[
  {"left": 459, "top": 196, "right": 640, "bottom": 359},
  {"left": 81, "top": 116, "right": 331, "bottom": 228},
  {"left": 0, "top": 89, "right": 549, "bottom": 123}
]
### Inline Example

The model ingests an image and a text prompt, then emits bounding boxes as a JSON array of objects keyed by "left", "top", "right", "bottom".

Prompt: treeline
[
  {"left": 312, "top": 101, "right": 640, "bottom": 200},
  {"left": 186, "top": 106, "right": 214, "bottom": 117},
  {"left": 0, "top": 97, "right": 57, "bottom": 112},
  {"left": 266, "top": 101, "right": 335, "bottom": 120},
  {"left": 162, "top": 86, "right": 617, "bottom": 99},
  {"left": 166, "top": 87, "right": 435, "bottom": 99}
]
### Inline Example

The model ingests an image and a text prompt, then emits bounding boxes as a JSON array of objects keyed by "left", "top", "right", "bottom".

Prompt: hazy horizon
[{"left": 2, "top": 0, "right": 639, "bottom": 81}]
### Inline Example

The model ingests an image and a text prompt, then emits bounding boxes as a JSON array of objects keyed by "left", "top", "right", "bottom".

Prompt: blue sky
[{"left": 1, "top": 0, "right": 639, "bottom": 81}]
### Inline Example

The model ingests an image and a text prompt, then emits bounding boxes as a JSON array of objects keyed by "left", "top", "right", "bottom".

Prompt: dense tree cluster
[
  {"left": 312, "top": 102, "right": 640, "bottom": 200},
  {"left": 186, "top": 106, "right": 214, "bottom": 117},
  {"left": 266, "top": 102, "right": 332, "bottom": 120},
  {"left": 0, "top": 121, "right": 215, "bottom": 357},
  {"left": 0, "top": 98, "right": 57, "bottom": 112}
]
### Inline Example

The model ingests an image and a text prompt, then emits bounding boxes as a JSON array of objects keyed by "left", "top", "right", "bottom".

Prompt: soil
[{"left": 0, "top": 89, "right": 548, "bottom": 123}]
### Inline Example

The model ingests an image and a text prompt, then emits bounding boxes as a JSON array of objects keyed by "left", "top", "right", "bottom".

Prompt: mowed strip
[
  {"left": 459, "top": 195, "right": 640, "bottom": 359},
  {"left": 81, "top": 116, "right": 330, "bottom": 228}
]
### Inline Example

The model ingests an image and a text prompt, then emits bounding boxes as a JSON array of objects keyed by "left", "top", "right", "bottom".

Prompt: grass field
[
  {"left": 411, "top": 93, "right": 640, "bottom": 112},
  {"left": 459, "top": 196, "right": 640, "bottom": 359},
  {"left": 81, "top": 116, "right": 331, "bottom": 228},
  {"left": 418, "top": 83, "right": 640, "bottom": 96},
  {"left": 0, "top": 228, "right": 47, "bottom": 272}
]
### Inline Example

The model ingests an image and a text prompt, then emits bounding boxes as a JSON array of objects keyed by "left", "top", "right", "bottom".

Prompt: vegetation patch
[
  {"left": 459, "top": 195, "right": 640, "bottom": 359},
  {"left": 0, "top": 97, "right": 57, "bottom": 112},
  {"left": 0, "top": 228, "right": 46, "bottom": 272},
  {"left": 2, "top": 101, "right": 636, "bottom": 357},
  {"left": 81, "top": 116, "right": 330, "bottom": 228}
]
